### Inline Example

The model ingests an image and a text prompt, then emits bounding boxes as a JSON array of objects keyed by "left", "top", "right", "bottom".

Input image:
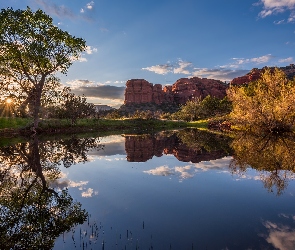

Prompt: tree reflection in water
[
  {"left": 230, "top": 132, "right": 295, "bottom": 195},
  {"left": 0, "top": 135, "right": 103, "bottom": 249}
]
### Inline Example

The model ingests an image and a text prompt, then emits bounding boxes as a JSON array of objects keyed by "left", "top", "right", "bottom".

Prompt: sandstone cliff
[
  {"left": 124, "top": 77, "right": 228, "bottom": 106},
  {"left": 231, "top": 64, "right": 295, "bottom": 85}
]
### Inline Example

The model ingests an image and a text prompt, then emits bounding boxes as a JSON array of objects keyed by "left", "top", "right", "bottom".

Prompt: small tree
[
  {"left": 0, "top": 7, "right": 86, "bottom": 130},
  {"left": 172, "top": 99, "right": 202, "bottom": 121},
  {"left": 49, "top": 88, "right": 96, "bottom": 124},
  {"left": 200, "top": 95, "right": 232, "bottom": 117},
  {"left": 227, "top": 68, "right": 295, "bottom": 133},
  {"left": 172, "top": 96, "right": 231, "bottom": 121}
]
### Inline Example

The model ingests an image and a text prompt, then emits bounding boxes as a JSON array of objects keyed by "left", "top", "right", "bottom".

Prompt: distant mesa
[
  {"left": 230, "top": 64, "right": 295, "bottom": 85},
  {"left": 124, "top": 77, "right": 228, "bottom": 106},
  {"left": 122, "top": 64, "right": 295, "bottom": 108},
  {"left": 94, "top": 104, "right": 114, "bottom": 111}
]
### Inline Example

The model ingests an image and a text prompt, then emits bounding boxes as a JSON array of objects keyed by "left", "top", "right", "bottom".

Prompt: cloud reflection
[
  {"left": 144, "top": 157, "right": 233, "bottom": 181},
  {"left": 263, "top": 220, "right": 295, "bottom": 250}
]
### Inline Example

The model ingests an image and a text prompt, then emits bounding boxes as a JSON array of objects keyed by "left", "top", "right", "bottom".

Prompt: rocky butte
[
  {"left": 230, "top": 64, "right": 295, "bottom": 85},
  {"left": 123, "top": 64, "right": 295, "bottom": 107},
  {"left": 124, "top": 77, "right": 228, "bottom": 106}
]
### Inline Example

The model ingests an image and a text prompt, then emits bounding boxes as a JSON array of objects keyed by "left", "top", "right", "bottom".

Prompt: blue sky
[{"left": 1, "top": 0, "right": 295, "bottom": 107}]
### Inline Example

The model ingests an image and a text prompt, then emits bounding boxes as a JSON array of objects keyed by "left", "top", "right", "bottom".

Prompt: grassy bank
[
  {"left": 0, "top": 117, "right": 208, "bottom": 137},
  {"left": 0, "top": 117, "right": 32, "bottom": 129}
]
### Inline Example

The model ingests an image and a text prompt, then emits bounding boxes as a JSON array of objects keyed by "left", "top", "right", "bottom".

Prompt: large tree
[
  {"left": 227, "top": 68, "right": 295, "bottom": 133},
  {"left": 0, "top": 7, "right": 86, "bottom": 130}
]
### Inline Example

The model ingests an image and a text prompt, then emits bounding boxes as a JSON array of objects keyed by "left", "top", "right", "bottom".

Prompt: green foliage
[
  {"left": 171, "top": 99, "right": 202, "bottom": 121},
  {"left": 0, "top": 7, "right": 86, "bottom": 128},
  {"left": 171, "top": 96, "right": 232, "bottom": 121},
  {"left": 52, "top": 90, "right": 96, "bottom": 124},
  {"left": 104, "top": 110, "right": 124, "bottom": 119},
  {"left": 0, "top": 117, "right": 31, "bottom": 129},
  {"left": 227, "top": 68, "right": 295, "bottom": 133}
]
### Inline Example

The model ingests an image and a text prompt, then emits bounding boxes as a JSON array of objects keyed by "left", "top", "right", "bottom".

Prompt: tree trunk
[{"left": 31, "top": 76, "right": 46, "bottom": 131}]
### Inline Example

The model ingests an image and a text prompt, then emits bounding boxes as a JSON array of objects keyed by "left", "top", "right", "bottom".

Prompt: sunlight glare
[{"left": 6, "top": 98, "right": 12, "bottom": 104}]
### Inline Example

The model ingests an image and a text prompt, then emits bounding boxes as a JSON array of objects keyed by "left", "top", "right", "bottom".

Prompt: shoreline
[{"left": 0, "top": 118, "right": 207, "bottom": 138}]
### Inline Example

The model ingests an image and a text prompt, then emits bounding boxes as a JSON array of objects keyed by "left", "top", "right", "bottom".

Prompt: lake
[{"left": 1, "top": 129, "right": 295, "bottom": 250}]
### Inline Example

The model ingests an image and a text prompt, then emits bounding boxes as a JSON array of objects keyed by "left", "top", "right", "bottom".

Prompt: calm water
[{"left": 1, "top": 129, "right": 295, "bottom": 250}]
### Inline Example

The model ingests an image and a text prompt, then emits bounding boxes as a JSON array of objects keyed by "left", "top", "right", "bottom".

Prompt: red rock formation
[
  {"left": 124, "top": 77, "right": 228, "bottom": 105},
  {"left": 230, "top": 64, "right": 295, "bottom": 85},
  {"left": 171, "top": 77, "right": 227, "bottom": 104},
  {"left": 230, "top": 69, "right": 261, "bottom": 85},
  {"left": 124, "top": 79, "right": 153, "bottom": 104},
  {"left": 125, "top": 65, "right": 295, "bottom": 106}
]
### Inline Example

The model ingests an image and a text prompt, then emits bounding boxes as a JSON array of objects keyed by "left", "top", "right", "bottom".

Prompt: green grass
[
  {"left": 0, "top": 117, "right": 209, "bottom": 138},
  {"left": 0, "top": 117, "right": 32, "bottom": 129},
  {"left": 187, "top": 119, "right": 209, "bottom": 129}
]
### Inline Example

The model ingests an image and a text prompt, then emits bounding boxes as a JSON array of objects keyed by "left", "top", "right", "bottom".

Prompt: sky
[{"left": 1, "top": 0, "right": 295, "bottom": 107}]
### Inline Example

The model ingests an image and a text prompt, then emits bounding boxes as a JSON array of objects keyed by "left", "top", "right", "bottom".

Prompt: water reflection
[
  {"left": 1, "top": 129, "right": 295, "bottom": 249},
  {"left": 263, "top": 217, "right": 295, "bottom": 250},
  {"left": 0, "top": 135, "right": 103, "bottom": 249},
  {"left": 230, "top": 132, "right": 295, "bottom": 195},
  {"left": 125, "top": 128, "right": 233, "bottom": 163}
]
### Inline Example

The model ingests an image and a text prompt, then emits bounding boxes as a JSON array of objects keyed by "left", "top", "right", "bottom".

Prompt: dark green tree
[
  {"left": 52, "top": 88, "right": 96, "bottom": 124},
  {"left": 0, "top": 7, "right": 86, "bottom": 129}
]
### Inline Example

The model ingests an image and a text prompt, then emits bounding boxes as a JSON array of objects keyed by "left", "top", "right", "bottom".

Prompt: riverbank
[{"left": 0, "top": 117, "right": 209, "bottom": 138}]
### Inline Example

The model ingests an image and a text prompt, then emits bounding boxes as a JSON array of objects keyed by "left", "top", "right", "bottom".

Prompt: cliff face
[
  {"left": 124, "top": 77, "right": 228, "bottom": 105},
  {"left": 124, "top": 65, "right": 295, "bottom": 106},
  {"left": 230, "top": 64, "right": 295, "bottom": 85},
  {"left": 230, "top": 69, "right": 261, "bottom": 85}
]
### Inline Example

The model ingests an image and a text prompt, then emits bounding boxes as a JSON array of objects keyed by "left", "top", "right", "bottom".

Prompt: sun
[{"left": 6, "top": 98, "right": 13, "bottom": 104}]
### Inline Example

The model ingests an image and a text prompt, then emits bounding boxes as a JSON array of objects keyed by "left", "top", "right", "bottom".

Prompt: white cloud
[
  {"left": 256, "top": 0, "right": 295, "bottom": 21},
  {"left": 85, "top": 46, "right": 98, "bottom": 54},
  {"left": 173, "top": 60, "right": 193, "bottom": 74},
  {"left": 142, "top": 54, "right": 281, "bottom": 82},
  {"left": 82, "top": 188, "right": 98, "bottom": 197},
  {"left": 191, "top": 68, "right": 249, "bottom": 81},
  {"left": 69, "top": 45, "right": 97, "bottom": 62},
  {"left": 87, "top": 1, "right": 95, "bottom": 10},
  {"left": 142, "top": 59, "right": 192, "bottom": 75},
  {"left": 142, "top": 64, "right": 173, "bottom": 75},
  {"left": 251, "top": 54, "right": 274, "bottom": 63},
  {"left": 80, "top": 1, "right": 95, "bottom": 14},
  {"left": 278, "top": 57, "right": 293, "bottom": 63},
  {"left": 69, "top": 180, "right": 89, "bottom": 188},
  {"left": 274, "top": 19, "right": 285, "bottom": 24},
  {"left": 66, "top": 79, "right": 96, "bottom": 88},
  {"left": 78, "top": 56, "right": 88, "bottom": 62},
  {"left": 231, "top": 54, "right": 273, "bottom": 65},
  {"left": 114, "top": 80, "right": 126, "bottom": 84},
  {"left": 70, "top": 54, "right": 87, "bottom": 63}
]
